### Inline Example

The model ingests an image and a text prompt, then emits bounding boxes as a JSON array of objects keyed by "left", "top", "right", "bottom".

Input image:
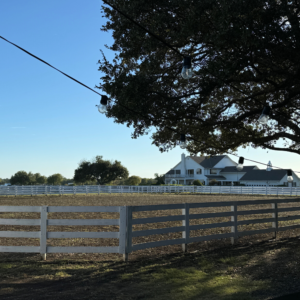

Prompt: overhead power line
[
  {"left": 0, "top": 35, "right": 102, "bottom": 97},
  {"left": 101, "top": 0, "right": 183, "bottom": 57},
  {"left": 0, "top": 34, "right": 298, "bottom": 173}
]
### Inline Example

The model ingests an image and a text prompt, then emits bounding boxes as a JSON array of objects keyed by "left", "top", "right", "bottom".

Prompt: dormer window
[
  {"left": 210, "top": 169, "right": 218, "bottom": 174},
  {"left": 196, "top": 168, "right": 202, "bottom": 174}
]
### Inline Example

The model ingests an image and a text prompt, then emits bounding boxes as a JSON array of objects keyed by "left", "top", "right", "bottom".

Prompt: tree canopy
[
  {"left": 126, "top": 175, "right": 141, "bottom": 185},
  {"left": 99, "top": 0, "right": 300, "bottom": 156},
  {"left": 47, "top": 173, "right": 64, "bottom": 185},
  {"left": 10, "top": 171, "right": 31, "bottom": 185},
  {"left": 154, "top": 173, "right": 165, "bottom": 185},
  {"left": 73, "top": 156, "right": 129, "bottom": 185}
]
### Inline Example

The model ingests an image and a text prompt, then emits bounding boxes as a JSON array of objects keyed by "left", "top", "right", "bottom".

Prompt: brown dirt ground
[{"left": 0, "top": 193, "right": 300, "bottom": 300}]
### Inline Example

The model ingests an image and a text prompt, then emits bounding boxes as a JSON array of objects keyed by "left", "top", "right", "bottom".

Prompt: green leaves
[
  {"left": 74, "top": 156, "right": 129, "bottom": 185},
  {"left": 99, "top": 0, "right": 300, "bottom": 156}
]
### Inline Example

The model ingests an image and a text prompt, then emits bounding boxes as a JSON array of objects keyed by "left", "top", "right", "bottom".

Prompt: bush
[
  {"left": 193, "top": 180, "right": 203, "bottom": 186},
  {"left": 126, "top": 176, "right": 142, "bottom": 185}
]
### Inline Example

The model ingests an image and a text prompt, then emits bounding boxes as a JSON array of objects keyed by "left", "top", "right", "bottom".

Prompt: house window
[
  {"left": 169, "top": 170, "right": 175, "bottom": 174},
  {"left": 187, "top": 169, "right": 194, "bottom": 175},
  {"left": 196, "top": 168, "right": 202, "bottom": 174},
  {"left": 175, "top": 170, "right": 181, "bottom": 174},
  {"left": 210, "top": 169, "right": 218, "bottom": 174}
]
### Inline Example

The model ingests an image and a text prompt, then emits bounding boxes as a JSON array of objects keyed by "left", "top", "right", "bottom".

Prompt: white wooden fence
[
  {"left": 1, "top": 198, "right": 300, "bottom": 261},
  {"left": 0, "top": 185, "right": 299, "bottom": 196}
]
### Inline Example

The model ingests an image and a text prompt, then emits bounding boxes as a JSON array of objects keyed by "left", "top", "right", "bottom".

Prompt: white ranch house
[{"left": 164, "top": 154, "right": 300, "bottom": 187}]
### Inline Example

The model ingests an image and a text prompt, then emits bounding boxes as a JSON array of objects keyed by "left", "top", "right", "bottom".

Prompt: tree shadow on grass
[{"left": 1, "top": 236, "right": 300, "bottom": 300}]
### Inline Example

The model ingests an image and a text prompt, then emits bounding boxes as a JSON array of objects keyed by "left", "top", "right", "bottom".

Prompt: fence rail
[
  {"left": 0, "top": 185, "right": 299, "bottom": 196},
  {"left": 1, "top": 198, "right": 300, "bottom": 261}
]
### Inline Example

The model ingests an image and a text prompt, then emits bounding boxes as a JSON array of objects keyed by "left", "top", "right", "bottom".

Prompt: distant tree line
[
  {"left": 0, "top": 171, "right": 74, "bottom": 186},
  {"left": 1, "top": 155, "right": 165, "bottom": 186}
]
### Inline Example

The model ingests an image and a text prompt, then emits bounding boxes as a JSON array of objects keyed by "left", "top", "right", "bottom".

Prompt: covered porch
[{"left": 205, "top": 175, "right": 238, "bottom": 186}]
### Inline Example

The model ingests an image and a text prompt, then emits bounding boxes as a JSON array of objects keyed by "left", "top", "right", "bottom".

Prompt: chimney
[{"left": 181, "top": 153, "right": 186, "bottom": 175}]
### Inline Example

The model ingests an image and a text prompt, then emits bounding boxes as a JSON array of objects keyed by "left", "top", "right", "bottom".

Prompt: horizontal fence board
[
  {"left": 0, "top": 231, "right": 40, "bottom": 238},
  {"left": 0, "top": 219, "right": 40, "bottom": 226},
  {"left": 237, "top": 228, "right": 275, "bottom": 237},
  {"left": 47, "top": 231, "right": 119, "bottom": 239},
  {"left": 278, "top": 207, "right": 300, "bottom": 213},
  {"left": 189, "top": 221, "right": 234, "bottom": 231},
  {"left": 131, "top": 204, "right": 185, "bottom": 212},
  {"left": 237, "top": 208, "right": 275, "bottom": 216},
  {"left": 237, "top": 217, "right": 275, "bottom": 226},
  {"left": 131, "top": 226, "right": 185, "bottom": 238},
  {"left": 188, "top": 232, "right": 234, "bottom": 243},
  {"left": 276, "top": 199, "right": 300, "bottom": 204},
  {"left": 0, "top": 246, "right": 40, "bottom": 253},
  {"left": 0, "top": 206, "right": 41, "bottom": 212},
  {"left": 189, "top": 202, "right": 235, "bottom": 208},
  {"left": 48, "top": 206, "right": 120, "bottom": 213},
  {"left": 278, "top": 215, "right": 300, "bottom": 222},
  {"left": 131, "top": 215, "right": 184, "bottom": 225},
  {"left": 131, "top": 238, "right": 185, "bottom": 251},
  {"left": 278, "top": 224, "right": 300, "bottom": 231},
  {"left": 189, "top": 211, "right": 233, "bottom": 219},
  {"left": 47, "top": 246, "right": 120, "bottom": 253},
  {"left": 47, "top": 219, "right": 119, "bottom": 226}
]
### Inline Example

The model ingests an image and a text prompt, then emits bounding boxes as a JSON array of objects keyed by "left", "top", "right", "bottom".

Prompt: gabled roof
[
  {"left": 190, "top": 155, "right": 227, "bottom": 168},
  {"left": 220, "top": 166, "right": 258, "bottom": 173},
  {"left": 239, "top": 170, "right": 288, "bottom": 181}
]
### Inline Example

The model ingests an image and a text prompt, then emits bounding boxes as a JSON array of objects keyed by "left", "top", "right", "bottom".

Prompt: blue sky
[{"left": 0, "top": 0, "right": 299, "bottom": 180}]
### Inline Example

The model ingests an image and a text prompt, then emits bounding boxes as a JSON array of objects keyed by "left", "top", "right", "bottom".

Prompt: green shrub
[{"left": 193, "top": 180, "right": 203, "bottom": 186}]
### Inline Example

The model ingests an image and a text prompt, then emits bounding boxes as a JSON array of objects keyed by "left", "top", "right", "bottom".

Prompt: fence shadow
[{"left": 1, "top": 235, "right": 300, "bottom": 300}]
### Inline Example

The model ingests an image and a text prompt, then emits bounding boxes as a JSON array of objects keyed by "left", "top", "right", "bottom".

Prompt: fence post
[
  {"left": 119, "top": 206, "right": 128, "bottom": 262},
  {"left": 182, "top": 203, "right": 189, "bottom": 252},
  {"left": 290, "top": 186, "right": 292, "bottom": 196},
  {"left": 40, "top": 206, "right": 48, "bottom": 260},
  {"left": 231, "top": 204, "right": 238, "bottom": 244},
  {"left": 272, "top": 202, "right": 278, "bottom": 239},
  {"left": 210, "top": 186, "right": 212, "bottom": 194},
  {"left": 125, "top": 206, "right": 133, "bottom": 262}
]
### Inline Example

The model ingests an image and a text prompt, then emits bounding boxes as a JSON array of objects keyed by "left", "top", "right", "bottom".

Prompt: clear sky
[{"left": 0, "top": 0, "right": 299, "bottom": 180}]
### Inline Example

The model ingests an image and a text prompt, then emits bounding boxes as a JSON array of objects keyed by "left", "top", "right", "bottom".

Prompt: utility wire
[
  {"left": 0, "top": 35, "right": 102, "bottom": 97},
  {"left": 1, "top": 35, "right": 298, "bottom": 173},
  {"left": 101, "top": 0, "right": 183, "bottom": 57}
]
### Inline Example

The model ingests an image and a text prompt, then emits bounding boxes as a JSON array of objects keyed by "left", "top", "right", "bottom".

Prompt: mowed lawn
[{"left": 0, "top": 193, "right": 300, "bottom": 300}]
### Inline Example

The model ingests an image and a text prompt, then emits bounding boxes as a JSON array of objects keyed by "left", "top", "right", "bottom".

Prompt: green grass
[{"left": 0, "top": 252, "right": 271, "bottom": 300}]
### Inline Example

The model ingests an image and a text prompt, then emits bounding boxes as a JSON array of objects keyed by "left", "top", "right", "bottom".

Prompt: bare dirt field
[{"left": 0, "top": 193, "right": 300, "bottom": 300}]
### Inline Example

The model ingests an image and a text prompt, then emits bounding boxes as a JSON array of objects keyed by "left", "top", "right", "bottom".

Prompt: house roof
[
  {"left": 190, "top": 155, "right": 227, "bottom": 168},
  {"left": 220, "top": 166, "right": 258, "bottom": 173},
  {"left": 239, "top": 170, "right": 289, "bottom": 181}
]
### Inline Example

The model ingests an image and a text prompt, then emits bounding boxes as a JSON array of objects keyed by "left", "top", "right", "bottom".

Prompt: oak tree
[
  {"left": 99, "top": 0, "right": 300, "bottom": 155},
  {"left": 74, "top": 156, "right": 129, "bottom": 185}
]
